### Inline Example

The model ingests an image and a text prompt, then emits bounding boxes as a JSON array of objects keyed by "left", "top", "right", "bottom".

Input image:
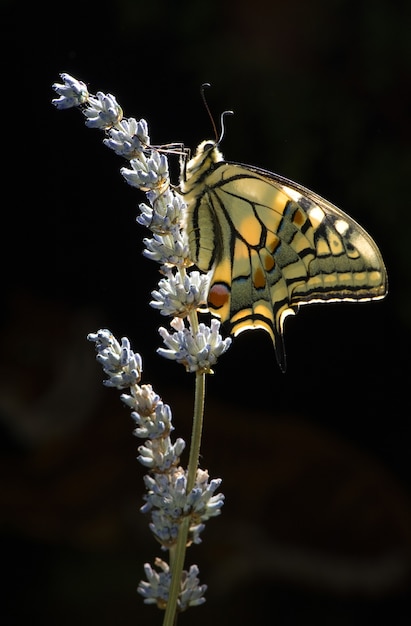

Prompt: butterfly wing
[{"left": 183, "top": 147, "right": 387, "bottom": 371}]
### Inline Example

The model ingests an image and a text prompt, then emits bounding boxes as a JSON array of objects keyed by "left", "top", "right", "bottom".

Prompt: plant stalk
[{"left": 162, "top": 369, "right": 206, "bottom": 626}]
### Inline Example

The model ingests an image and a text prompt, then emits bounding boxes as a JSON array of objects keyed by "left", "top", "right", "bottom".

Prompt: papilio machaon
[{"left": 180, "top": 139, "right": 388, "bottom": 371}]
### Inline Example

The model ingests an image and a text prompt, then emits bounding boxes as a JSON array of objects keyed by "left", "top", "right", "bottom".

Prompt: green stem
[{"left": 162, "top": 370, "right": 206, "bottom": 626}]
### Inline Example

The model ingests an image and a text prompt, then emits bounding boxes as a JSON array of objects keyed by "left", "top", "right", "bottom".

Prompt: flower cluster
[
  {"left": 87, "top": 330, "right": 142, "bottom": 389},
  {"left": 151, "top": 270, "right": 209, "bottom": 318},
  {"left": 138, "top": 559, "right": 206, "bottom": 610},
  {"left": 104, "top": 117, "right": 150, "bottom": 158},
  {"left": 159, "top": 318, "right": 231, "bottom": 373},
  {"left": 52, "top": 73, "right": 89, "bottom": 109},
  {"left": 141, "top": 466, "right": 224, "bottom": 547},
  {"left": 88, "top": 330, "right": 223, "bottom": 608}
]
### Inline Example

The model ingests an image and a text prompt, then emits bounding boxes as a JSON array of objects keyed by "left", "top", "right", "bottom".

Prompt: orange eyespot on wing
[{"left": 208, "top": 282, "right": 230, "bottom": 312}]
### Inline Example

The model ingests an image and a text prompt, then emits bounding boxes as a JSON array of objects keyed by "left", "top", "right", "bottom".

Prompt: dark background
[{"left": 1, "top": 0, "right": 410, "bottom": 624}]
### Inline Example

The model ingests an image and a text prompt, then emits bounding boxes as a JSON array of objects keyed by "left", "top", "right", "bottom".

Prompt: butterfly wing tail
[
  {"left": 228, "top": 289, "right": 295, "bottom": 373},
  {"left": 273, "top": 329, "right": 287, "bottom": 373},
  {"left": 271, "top": 304, "right": 298, "bottom": 373}
]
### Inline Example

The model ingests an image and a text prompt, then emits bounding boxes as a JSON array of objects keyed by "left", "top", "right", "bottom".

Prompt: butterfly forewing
[{"left": 181, "top": 142, "right": 387, "bottom": 371}]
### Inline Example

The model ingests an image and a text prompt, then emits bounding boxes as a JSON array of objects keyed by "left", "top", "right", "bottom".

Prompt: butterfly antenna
[
  {"left": 218, "top": 109, "right": 234, "bottom": 146},
  {"left": 201, "top": 82, "right": 219, "bottom": 141},
  {"left": 201, "top": 83, "right": 234, "bottom": 145}
]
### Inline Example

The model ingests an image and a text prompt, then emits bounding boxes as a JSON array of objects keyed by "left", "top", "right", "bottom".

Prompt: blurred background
[{"left": 1, "top": 0, "right": 410, "bottom": 624}]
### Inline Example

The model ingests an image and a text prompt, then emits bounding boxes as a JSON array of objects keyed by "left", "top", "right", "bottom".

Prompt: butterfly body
[{"left": 181, "top": 140, "right": 387, "bottom": 371}]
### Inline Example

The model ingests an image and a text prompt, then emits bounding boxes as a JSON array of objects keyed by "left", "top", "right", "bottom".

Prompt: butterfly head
[
  {"left": 181, "top": 103, "right": 233, "bottom": 189},
  {"left": 181, "top": 140, "right": 224, "bottom": 194},
  {"left": 190, "top": 140, "right": 223, "bottom": 172}
]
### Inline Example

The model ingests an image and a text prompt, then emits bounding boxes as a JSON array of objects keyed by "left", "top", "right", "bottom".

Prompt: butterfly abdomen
[
  {"left": 189, "top": 191, "right": 224, "bottom": 270},
  {"left": 181, "top": 141, "right": 226, "bottom": 271}
]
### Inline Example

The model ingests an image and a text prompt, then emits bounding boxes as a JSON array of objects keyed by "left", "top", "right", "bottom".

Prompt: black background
[{"left": 1, "top": 1, "right": 410, "bottom": 624}]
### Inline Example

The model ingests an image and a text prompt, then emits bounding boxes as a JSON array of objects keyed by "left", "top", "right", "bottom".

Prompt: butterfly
[{"left": 180, "top": 137, "right": 388, "bottom": 372}]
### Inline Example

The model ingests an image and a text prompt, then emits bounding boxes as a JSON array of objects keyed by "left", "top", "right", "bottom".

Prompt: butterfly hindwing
[{"left": 181, "top": 141, "right": 387, "bottom": 371}]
